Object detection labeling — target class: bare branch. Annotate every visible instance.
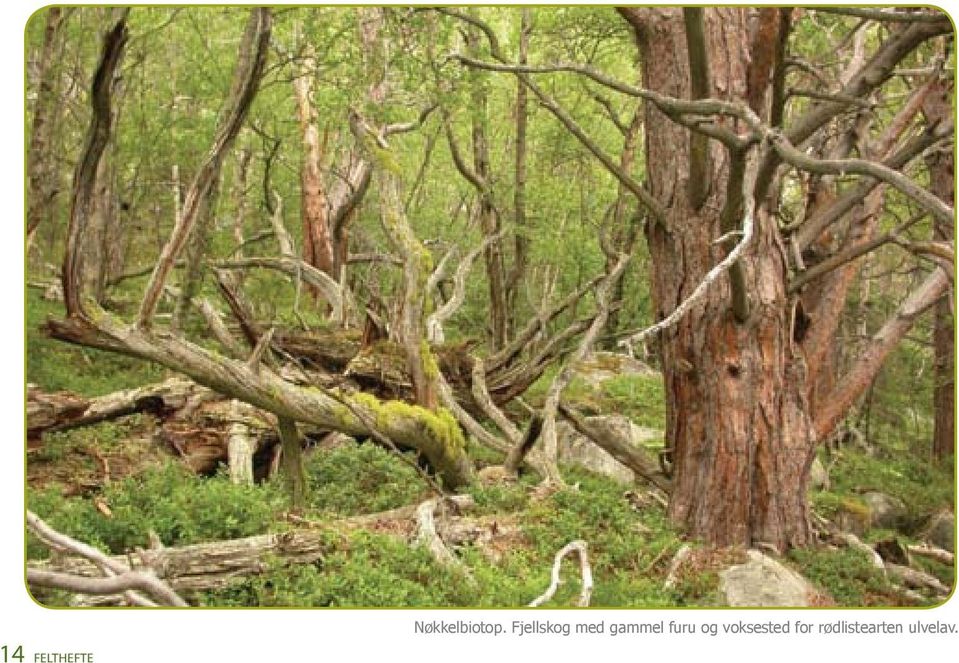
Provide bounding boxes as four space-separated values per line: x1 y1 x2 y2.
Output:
427 228 508 343
811 7 950 24
471 357 522 443
790 214 926 292
793 122 952 250
27 511 186 607
62 16 128 317
528 540 593 608
217 256 353 320
527 252 632 484
384 103 438 137
815 267 951 440
487 275 603 372
620 146 760 353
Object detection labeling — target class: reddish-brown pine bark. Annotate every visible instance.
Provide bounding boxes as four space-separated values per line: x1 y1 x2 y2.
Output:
625 7 817 549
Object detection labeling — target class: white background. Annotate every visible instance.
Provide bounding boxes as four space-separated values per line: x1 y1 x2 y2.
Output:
3 2 956 661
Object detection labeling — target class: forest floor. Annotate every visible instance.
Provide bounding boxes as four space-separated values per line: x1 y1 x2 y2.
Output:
24 289 955 608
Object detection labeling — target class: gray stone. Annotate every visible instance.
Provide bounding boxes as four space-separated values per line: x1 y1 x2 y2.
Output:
719 550 821 607
572 351 659 388
921 509 955 553
557 414 662 484
862 491 909 531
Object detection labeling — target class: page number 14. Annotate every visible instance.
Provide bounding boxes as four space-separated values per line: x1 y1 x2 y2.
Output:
1 645 23 662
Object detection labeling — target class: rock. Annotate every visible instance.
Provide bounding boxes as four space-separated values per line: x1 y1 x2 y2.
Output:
572 351 659 389
835 497 871 536
557 414 662 484
920 509 955 553
477 465 517 485
719 550 822 607
809 457 828 490
861 491 909 531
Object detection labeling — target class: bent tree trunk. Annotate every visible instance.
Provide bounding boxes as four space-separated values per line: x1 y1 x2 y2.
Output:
631 8 816 548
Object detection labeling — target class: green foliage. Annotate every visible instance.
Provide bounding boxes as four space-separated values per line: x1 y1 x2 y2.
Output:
823 448 952 528
469 480 531 515
26 290 164 396
28 462 286 557
304 444 429 516
198 530 469 607
518 467 684 607
600 374 667 431
789 547 895 607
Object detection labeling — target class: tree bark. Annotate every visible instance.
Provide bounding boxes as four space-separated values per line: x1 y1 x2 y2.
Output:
293 44 335 293
26 7 64 247
921 78 955 462
505 7 531 339
466 26 509 351
27 378 201 440
624 7 817 549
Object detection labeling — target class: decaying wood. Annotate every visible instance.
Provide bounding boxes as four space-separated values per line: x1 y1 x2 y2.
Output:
27 511 187 607
906 542 954 566
31 496 478 602
662 544 692 590
528 540 593 607
557 403 671 493
885 563 951 596
839 532 885 571
470 357 521 443
27 378 201 439
277 417 308 510
31 527 339 596
416 498 466 571
226 400 256 485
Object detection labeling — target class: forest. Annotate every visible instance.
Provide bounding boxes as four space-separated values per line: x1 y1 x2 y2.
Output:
24 6 955 608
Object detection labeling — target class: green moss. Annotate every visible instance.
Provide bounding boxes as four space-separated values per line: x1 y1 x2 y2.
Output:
348 391 466 459
420 339 440 381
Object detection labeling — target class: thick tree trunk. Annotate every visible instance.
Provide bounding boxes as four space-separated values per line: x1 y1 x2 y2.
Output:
629 7 816 549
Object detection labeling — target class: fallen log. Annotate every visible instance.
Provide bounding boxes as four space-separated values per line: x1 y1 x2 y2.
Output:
27 378 201 440
558 402 671 493
885 563 951 596
906 542 954 566
30 496 477 602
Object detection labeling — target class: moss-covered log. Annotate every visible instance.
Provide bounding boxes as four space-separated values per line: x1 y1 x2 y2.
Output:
47 313 474 488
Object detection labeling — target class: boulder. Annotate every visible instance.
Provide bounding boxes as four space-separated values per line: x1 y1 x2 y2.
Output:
572 351 659 389
861 491 909 532
719 550 822 607
835 497 871 537
920 509 955 553
557 414 662 484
